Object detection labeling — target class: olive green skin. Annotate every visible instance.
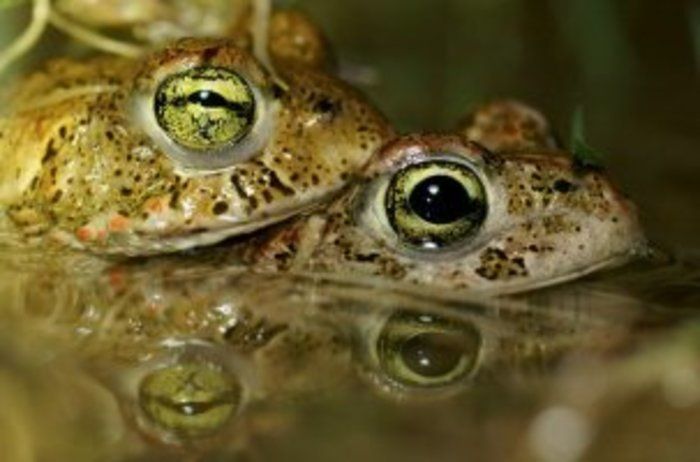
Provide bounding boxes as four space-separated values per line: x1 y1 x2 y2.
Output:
0 38 392 255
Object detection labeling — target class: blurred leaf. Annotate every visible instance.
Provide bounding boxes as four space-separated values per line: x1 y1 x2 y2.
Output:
275 0 302 7
570 107 606 170
0 0 27 10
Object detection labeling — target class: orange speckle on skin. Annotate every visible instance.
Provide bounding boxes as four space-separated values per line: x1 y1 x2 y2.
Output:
108 268 126 292
146 302 163 316
76 226 94 242
145 197 168 214
108 214 131 232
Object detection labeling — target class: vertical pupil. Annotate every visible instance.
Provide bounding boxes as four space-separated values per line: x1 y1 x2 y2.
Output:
408 175 474 224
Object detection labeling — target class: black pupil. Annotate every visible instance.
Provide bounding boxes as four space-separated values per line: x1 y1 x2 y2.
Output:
400 332 465 378
408 175 474 224
188 90 231 109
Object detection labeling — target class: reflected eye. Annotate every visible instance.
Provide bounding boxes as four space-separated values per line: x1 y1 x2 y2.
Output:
155 67 256 151
385 160 487 249
376 310 481 388
138 361 242 439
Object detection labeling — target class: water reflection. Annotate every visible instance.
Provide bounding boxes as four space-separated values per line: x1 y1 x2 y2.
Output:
368 310 481 392
0 252 698 459
0 253 684 459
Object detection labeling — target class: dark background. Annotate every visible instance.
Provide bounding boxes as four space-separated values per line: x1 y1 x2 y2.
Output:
295 0 699 251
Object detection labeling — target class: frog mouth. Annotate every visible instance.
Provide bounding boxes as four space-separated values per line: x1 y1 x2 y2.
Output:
88 201 323 257
477 251 646 296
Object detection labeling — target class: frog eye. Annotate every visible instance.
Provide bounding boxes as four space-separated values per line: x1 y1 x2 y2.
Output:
384 159 487 250
155 67 255 151
136 65 275 171
373 310 481 389
138 361 243 439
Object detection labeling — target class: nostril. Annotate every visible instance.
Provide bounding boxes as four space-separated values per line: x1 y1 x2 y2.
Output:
553 179 577 193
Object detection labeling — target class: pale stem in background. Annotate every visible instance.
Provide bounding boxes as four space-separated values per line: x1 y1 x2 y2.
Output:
0 0 50 75
48 8 144 58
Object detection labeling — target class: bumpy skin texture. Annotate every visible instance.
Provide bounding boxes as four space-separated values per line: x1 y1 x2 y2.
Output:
0 38 392 255
230 9 336 71
459 100 560 154
246 131 645 294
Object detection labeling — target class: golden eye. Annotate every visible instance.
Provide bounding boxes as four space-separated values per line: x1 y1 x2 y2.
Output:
375 310 481 388
154 67 256 152
138 361 242 439
385 160 487 249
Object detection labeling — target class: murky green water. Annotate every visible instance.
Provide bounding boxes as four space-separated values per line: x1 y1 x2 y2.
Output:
0 253 698 461
0 0 698 461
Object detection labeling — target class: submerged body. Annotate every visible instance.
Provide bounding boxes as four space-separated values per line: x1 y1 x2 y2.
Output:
0 38 392 255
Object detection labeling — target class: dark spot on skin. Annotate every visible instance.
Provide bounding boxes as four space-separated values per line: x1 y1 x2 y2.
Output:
476 247 528 280
314 97 341 119
553 179 576 193
201 46 219 61
470 142 503 169
120 187 133 197
491 248 508 260
41 141 58 164
262 190 274 204
230 174 247 198
105 130 114 141
268 170 296 197
272 84 286 99
212 201 229 215
355 253 381 263
51 190 63 203
169 190 181 209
